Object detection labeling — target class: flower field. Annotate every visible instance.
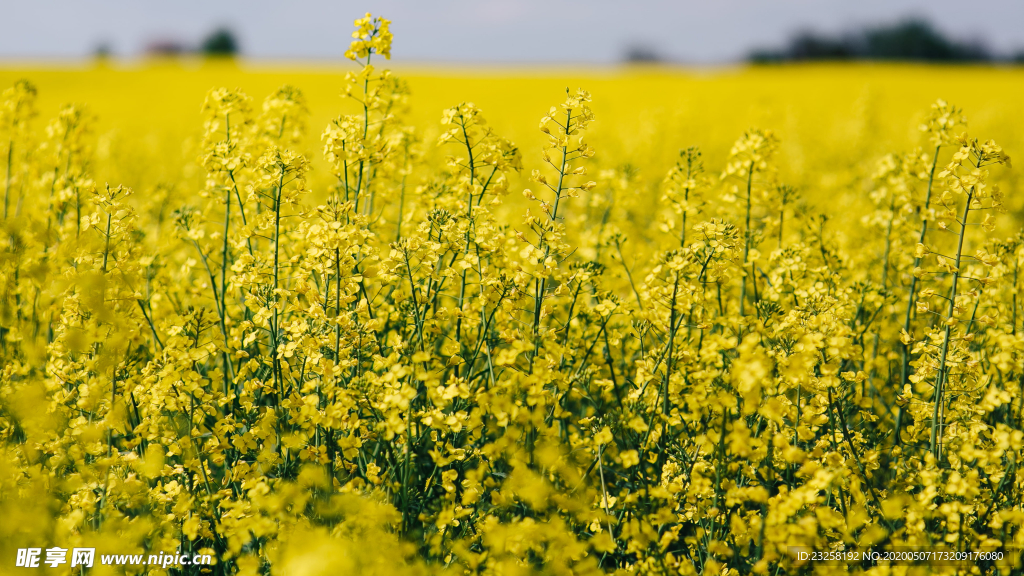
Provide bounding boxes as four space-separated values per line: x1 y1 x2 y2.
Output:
3 14 1024 575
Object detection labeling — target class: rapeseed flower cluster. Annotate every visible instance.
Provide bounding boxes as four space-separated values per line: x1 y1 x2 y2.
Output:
1 14 1022 576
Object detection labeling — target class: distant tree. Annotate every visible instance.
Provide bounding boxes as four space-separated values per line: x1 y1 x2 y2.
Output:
94 42 112 59
748 49 784 64
862 19 989 61
623 44 663 63
748 18 992 63
786 31 855 60
201 28 239 56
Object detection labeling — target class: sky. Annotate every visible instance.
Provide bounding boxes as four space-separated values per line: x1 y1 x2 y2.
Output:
1 0 1022 64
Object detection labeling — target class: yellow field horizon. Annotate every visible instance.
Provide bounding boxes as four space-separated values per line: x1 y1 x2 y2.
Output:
2 60 1021 213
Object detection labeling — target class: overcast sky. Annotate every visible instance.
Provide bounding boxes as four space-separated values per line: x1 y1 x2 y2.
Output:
2 0 1022 64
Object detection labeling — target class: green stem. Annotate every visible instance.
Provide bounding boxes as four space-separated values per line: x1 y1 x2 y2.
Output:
739 162 754 322
272 165 285 404
4 140 12 219
532 108 573 340
897 145 940 444
929 184 975 459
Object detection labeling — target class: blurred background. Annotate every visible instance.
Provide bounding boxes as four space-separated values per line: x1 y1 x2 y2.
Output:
2 0 1022 210
2 0 1023 65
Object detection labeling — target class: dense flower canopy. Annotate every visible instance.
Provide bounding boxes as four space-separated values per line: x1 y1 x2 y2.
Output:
1 13 1023 576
